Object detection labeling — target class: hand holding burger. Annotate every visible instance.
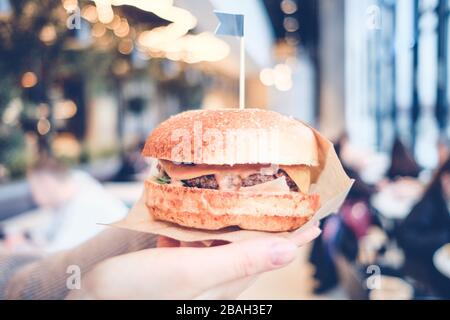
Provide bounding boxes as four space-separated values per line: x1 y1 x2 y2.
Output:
66 227 321 300
67 108 326 300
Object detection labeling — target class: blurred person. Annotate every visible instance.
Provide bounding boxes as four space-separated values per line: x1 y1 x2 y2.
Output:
397 157 450 298
309 136 377 293
27 157 127 252
309 176 375 293
397 157 450 258
334 135 377 199
0 225 321 299
386 137 421 181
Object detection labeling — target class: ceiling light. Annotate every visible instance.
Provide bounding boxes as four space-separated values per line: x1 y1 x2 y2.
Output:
283 17 299 32
281 0 298 15
259 68 275 86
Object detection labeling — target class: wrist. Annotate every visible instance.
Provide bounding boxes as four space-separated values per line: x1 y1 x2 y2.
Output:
65 268 102 300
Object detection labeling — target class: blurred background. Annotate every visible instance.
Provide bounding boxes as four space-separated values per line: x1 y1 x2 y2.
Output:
0 0 449 299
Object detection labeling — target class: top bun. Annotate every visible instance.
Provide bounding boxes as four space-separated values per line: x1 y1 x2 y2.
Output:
142 108 318 166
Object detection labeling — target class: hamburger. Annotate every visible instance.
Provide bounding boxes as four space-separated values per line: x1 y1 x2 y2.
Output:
142 108 320 232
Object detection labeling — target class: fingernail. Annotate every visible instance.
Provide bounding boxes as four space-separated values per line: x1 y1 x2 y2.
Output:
270 241 297 266
314 220 320 227
311 226 322 237
307 227 322 241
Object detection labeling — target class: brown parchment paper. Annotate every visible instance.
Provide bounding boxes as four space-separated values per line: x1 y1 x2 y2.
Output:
107 127 354 243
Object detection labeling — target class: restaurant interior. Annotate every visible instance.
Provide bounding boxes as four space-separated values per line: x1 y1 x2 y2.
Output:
0 0 449 300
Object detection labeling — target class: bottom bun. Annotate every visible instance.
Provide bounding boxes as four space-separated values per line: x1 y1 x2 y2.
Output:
149 207 312 232
145 180 319 232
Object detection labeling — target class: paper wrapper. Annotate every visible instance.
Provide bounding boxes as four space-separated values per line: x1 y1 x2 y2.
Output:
107 127 354 242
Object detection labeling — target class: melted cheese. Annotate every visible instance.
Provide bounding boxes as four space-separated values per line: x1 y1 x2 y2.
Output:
159 160 312 194
240 177 290 193
160 160 269 180
280 165 311 194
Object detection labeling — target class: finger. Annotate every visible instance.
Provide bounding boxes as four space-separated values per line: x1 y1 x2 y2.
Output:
157 236 180 248
184 237 299 290
289 226 322 246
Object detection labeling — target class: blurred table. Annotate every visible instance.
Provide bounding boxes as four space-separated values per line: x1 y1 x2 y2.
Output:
371 179 424 220
368 275 414 300
371 179 424 234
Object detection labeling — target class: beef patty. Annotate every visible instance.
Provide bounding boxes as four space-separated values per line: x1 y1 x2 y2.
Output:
182 174 219 190
182 170 299 192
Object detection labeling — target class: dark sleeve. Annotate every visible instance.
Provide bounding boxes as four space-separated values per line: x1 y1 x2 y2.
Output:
397 199 450 257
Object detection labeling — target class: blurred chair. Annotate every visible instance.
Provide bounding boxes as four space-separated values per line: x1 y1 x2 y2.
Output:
0 181 36 221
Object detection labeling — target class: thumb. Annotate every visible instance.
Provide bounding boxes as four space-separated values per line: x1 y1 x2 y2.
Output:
189 237 299 289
